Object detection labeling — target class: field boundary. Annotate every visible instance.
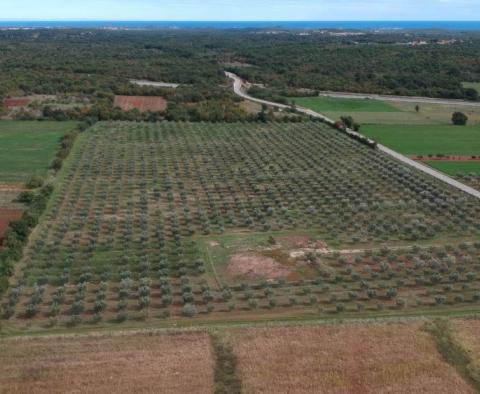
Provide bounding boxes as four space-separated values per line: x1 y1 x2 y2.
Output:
211 332 242 394
427 320 480 392
2 305 480 340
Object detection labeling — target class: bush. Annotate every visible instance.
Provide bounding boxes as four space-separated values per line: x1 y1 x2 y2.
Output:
25 303 38 318
25 176 44 189
17 191 35 204
182 303 198 317
452 112 468 126
116 311 128 322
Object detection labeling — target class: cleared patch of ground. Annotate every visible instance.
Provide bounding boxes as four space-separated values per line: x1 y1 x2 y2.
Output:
0 208 23 246
0 185 25 247
3 98 30 109
228 253 291 280
0 331 215 394
130 80 179 89
230 323 475 394
114 95 167 112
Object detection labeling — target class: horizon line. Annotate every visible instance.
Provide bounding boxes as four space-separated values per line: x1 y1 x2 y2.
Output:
1 19 480 22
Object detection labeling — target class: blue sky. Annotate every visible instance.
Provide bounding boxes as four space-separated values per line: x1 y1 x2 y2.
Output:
1 0 479 21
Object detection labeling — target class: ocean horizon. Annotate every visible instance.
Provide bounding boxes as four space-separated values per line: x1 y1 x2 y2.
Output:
1 20 480 30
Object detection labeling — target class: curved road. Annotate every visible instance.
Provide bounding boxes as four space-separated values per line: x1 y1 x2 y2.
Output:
226 72 334 123
226 72 480 200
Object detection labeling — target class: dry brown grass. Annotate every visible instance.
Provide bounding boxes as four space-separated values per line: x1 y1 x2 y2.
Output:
230 323 474 394
0 331 215 394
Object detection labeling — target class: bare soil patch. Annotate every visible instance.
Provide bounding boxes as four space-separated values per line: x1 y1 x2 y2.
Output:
231 323 474 394
114 95 167 113
228 253 291 280
0 208 23 246
280 235 330 251
0 331 215 394
4 98 30 109
280 235 311 248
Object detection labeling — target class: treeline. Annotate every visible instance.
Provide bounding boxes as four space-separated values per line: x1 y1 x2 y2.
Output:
1 28 480 118
0 122 87 297
224 32 480 100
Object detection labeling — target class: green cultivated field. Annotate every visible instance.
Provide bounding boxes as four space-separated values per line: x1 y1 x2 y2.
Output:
294 96 400 113
0 121 77 183
427 161 480 176
362 124 480 156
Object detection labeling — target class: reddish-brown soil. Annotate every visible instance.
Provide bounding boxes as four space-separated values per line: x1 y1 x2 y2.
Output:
280 235 311 248
114 95 167 113
279 235 329 251
229 253 292 280
414 155 480 162
0 209 23 246
3 98 30 109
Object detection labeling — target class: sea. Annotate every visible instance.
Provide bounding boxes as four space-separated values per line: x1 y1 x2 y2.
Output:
0 21 480 31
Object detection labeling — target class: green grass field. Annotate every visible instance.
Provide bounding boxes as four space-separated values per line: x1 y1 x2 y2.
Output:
294 96 400 113
462 82 480 93
362 124 480 155
426 161 480 176
0 121 77 183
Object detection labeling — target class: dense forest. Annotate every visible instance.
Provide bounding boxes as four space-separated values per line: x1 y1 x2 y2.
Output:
0 28 479 121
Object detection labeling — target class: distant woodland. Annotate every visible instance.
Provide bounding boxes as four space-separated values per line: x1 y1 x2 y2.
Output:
0 29 479 121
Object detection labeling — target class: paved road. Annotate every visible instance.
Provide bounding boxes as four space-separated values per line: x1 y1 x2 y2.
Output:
225 72 480 200
226 72 334 123
317 91 480 107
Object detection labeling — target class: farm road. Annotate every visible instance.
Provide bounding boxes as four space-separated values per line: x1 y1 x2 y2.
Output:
226 72 480 200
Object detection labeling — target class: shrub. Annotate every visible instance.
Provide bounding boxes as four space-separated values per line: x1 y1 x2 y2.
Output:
452 112 468 126
71 301 84 315
94 300 107 313
25 176 44 189
248 299 258 310
116 311 128 322
25 303 38 318
182 303 198 317
67 314 82 327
